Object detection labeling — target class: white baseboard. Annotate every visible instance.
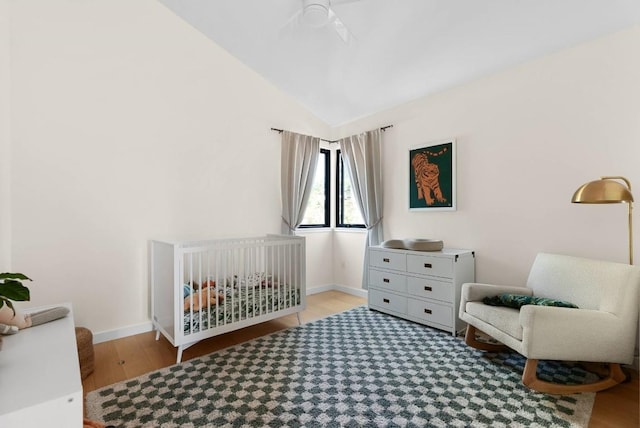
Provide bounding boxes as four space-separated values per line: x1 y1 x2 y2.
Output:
307 284 368 299
306 284 335 295
92 285 367 344
93 321 154 344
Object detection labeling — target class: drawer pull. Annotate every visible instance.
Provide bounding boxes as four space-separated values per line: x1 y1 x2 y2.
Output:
383 278 390 283
383 298 390 304
383 258 390 263
424 286 432 292
424 308 432 314
424 263 432 269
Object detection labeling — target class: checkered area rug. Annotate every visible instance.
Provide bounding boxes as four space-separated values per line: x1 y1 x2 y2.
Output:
86 306 595 427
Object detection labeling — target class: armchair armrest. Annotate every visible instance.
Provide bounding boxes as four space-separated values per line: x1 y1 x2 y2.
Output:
459 283 532 318
519 306 634 363
461 283 532 303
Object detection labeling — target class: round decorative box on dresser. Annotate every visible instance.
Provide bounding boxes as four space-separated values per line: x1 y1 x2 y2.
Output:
368 246 475 336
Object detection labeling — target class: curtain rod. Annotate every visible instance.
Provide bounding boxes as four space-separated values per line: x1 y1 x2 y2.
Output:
270 125 393 144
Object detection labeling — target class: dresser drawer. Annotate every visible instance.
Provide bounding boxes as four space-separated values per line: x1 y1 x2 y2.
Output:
407 299 452 327
406 254 453 278
370 250 406 271
369 289 407 315
407 276 452 303
369 269 407 293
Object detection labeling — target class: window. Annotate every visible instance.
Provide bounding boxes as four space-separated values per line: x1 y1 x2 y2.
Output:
299 149 330 228
336 150 365 228
297 148 365 229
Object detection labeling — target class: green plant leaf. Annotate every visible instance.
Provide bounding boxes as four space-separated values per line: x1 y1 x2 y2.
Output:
0 281 30 301
0 273 32 281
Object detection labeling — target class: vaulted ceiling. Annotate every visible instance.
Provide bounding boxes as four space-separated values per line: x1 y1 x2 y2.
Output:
158 0 640 126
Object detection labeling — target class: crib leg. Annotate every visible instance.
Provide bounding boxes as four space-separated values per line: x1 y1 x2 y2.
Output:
176 346 184 364
155 329 160 341
296 312 303 325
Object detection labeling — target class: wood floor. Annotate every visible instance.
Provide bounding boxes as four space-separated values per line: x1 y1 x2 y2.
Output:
83 291 639 427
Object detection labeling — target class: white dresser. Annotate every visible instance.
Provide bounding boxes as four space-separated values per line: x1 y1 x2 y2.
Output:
0 303 83 427
368 247 475 336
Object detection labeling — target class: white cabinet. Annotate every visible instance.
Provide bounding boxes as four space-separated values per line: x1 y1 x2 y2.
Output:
0 303 83 427
368 247 475 336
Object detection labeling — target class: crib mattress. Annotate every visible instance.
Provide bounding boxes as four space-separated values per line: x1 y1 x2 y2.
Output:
184 287 301 334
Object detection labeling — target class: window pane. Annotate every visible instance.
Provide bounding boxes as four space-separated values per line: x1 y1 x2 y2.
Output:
337 152 365 227
300 150 329 227
342 171 364 225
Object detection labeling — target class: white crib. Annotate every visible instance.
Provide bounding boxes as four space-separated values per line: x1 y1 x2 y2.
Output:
150 234 306 363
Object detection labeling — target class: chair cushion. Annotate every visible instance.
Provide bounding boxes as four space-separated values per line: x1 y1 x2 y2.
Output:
483 294 579 309
465 302 523 340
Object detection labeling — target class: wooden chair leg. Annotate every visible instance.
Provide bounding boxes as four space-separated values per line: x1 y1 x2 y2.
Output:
522 358 626 394
464 324 509 352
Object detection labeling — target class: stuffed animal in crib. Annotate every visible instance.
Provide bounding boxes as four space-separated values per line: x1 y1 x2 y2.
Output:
0 304 70 335
186 279 218 296
200 279 216 289
184 288 224 311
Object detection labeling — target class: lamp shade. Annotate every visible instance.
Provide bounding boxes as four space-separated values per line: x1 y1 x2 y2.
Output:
571 179 634 204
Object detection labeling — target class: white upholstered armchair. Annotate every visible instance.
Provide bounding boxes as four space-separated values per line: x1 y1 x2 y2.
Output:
459 253 640 394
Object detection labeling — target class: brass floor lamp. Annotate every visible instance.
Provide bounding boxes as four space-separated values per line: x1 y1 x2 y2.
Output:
571 176 634 265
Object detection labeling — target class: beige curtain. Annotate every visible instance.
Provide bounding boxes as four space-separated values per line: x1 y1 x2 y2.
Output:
281 131 321 235
339 129 383 289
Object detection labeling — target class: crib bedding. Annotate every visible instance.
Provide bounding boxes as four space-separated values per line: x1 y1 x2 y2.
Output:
184 285 301 334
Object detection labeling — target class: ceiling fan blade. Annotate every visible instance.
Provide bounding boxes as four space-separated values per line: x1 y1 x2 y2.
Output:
278 9 304 39
331 0 363 5
328 8 355 44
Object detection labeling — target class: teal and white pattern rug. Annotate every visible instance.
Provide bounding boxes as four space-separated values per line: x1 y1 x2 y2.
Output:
86 306 595 427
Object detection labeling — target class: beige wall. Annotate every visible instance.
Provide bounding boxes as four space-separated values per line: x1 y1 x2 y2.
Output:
296 230 335 290
6 2 639 336
334 26 640 289
333 230 367 289
0 0 10 269
8 0 329 334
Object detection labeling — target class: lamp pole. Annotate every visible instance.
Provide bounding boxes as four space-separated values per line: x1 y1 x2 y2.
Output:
601 176 633 265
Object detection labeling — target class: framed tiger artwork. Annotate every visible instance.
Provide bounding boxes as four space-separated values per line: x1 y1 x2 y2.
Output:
409 139 457 211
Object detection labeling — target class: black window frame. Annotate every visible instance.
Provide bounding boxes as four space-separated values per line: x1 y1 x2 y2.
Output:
336 150 366 229
298 148 330 228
